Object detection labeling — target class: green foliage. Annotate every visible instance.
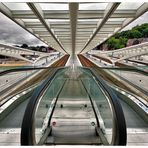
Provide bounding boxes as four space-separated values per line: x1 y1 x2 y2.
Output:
119 37 128 46
106 23 148 50
143 28 148 37
107 37 126 50
114 23 148 39
127 30 143 38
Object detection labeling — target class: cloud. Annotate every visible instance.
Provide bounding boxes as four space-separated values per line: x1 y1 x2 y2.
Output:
121 12 148 31
0 13 46 46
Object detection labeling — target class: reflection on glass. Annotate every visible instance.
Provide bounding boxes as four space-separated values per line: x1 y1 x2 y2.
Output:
34 69 67 143
4 3 31 10
79 68 113 144
79 3 108 10
40 3 68 10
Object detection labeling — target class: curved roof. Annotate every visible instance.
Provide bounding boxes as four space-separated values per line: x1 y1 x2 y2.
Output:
0 2 147 55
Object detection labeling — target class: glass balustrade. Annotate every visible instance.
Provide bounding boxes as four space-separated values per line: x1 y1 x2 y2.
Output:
33 69 68 144
79 68 113 144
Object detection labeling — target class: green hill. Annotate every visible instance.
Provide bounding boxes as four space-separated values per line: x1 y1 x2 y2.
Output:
97 23 148 50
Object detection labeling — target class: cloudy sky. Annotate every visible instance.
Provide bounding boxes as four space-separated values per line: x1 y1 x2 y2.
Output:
121 11 148 31
0 8 148 46
0 12 46 46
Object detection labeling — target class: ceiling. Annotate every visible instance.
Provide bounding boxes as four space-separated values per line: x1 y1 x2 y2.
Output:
0 2 147 55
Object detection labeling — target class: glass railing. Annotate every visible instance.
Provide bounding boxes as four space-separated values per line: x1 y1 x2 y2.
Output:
107 68 148 93
34 76 67 144
0 70 35 92
21 67 68 145
80 76 113 144
79 67 127 145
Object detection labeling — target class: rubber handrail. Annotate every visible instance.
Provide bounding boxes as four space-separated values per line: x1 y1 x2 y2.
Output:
0 66 64 76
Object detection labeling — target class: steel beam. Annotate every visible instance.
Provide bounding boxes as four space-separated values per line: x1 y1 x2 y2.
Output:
27 3 67 54
80 3 120 53
69 3 79 56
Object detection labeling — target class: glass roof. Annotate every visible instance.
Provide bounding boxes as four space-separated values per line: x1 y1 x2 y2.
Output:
22 19 40 22
79 3 108 10
0 2 147 54
4 3 30 10
78 19 100 22
47 19 70 22
117 2 144 10
107 18 126 22
39 3 68 10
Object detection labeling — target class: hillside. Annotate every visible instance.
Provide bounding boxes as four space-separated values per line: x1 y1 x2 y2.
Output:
97 23 148 50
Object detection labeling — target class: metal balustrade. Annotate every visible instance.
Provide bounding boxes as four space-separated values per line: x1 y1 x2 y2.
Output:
88 42 148 64
0 43 61 63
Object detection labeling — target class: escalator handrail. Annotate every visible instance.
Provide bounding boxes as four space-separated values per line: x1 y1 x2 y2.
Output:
80 67 127 145
0 66 65 76
99 67 148 76
21 67 67 145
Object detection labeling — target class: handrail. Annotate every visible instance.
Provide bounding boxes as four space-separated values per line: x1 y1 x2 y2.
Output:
21 67 67 145
90 42 148 55
100 67 148 76
79 67 127 145
0 66 61 76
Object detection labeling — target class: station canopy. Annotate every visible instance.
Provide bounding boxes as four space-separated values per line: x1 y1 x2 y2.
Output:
0 2 147 54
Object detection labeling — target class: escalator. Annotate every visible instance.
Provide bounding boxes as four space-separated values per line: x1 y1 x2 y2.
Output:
21 67 127 145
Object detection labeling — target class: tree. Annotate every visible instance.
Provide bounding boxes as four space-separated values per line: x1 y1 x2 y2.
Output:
128 30 143 38
99 23 148 51
21 44 28 48
119 37 128 46
143 28 148 37
107 37 122 50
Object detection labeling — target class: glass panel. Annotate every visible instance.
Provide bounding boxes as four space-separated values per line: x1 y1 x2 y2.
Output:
107 18 126 22
108 69 148 92
39 3 68 10
79 3 108 10
79 68 114 144
34 69 67 143
4 3 31 10
22 19 40 22
117 2 144 10
47 19 69 22
78 19 100 22
0 70 37 92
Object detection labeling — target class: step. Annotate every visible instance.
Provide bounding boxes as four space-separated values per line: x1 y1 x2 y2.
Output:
46 135 101 145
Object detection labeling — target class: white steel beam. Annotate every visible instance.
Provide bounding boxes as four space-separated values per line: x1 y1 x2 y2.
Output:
27 3 67 54
80 3 120 53
83 3 148 54
69 3 79 56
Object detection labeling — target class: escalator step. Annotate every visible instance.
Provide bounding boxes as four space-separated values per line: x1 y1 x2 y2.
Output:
45 135 101 145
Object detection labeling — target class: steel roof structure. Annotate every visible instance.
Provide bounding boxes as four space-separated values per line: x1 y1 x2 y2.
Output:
0 2 148 55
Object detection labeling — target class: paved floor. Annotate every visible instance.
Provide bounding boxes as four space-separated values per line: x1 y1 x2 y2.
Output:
119 99 148 145
113 71 148 92
0 99 29 145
